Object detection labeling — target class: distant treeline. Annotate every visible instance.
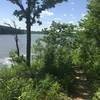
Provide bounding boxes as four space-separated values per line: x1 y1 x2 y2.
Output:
0 25 42 34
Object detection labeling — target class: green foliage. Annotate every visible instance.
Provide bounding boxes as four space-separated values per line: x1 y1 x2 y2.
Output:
0 78 31 100
0 65 71 100
1 0 99 99
92 89 100 100
18 75 63 100
0 65 30 100
8 0 68 66
35 22 79 89
8 0 67 24
71 48 81 65
80 0 100 44
79 0 100 97
9 50 25 64
0 21 77 99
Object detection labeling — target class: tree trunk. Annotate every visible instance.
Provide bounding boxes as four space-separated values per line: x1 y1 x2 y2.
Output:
26 18 31 66
15 34 20 57
26 0 31 67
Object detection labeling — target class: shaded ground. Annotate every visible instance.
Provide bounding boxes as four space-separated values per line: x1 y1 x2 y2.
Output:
69 66 91 100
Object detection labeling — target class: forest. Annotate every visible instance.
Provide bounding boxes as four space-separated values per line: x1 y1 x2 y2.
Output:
0 25 41 34
0 0 100 100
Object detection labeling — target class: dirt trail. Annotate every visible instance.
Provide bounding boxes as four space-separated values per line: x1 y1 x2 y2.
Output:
70 66 91 100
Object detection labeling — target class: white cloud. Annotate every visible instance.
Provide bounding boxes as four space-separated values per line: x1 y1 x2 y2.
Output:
70 14 74 17
70 1 75 5
41 10 54 17
71 8 75 11
64 14 67 17
69 14 75 19
32 22 51 31
68 20 78 25
47 21 51 24
54 18 62 21
0 18 11 26
68 21 74 24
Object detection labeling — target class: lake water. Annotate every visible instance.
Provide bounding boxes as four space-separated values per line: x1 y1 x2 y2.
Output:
0 34 44 65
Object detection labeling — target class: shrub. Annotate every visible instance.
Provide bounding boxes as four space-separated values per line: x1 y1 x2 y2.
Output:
92 88 100 100
0 65 71 100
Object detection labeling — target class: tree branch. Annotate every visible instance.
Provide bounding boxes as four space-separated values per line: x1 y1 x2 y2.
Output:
16 2 26 15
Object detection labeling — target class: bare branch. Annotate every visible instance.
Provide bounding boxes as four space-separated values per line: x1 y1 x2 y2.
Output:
4 23 12 28
17 2 26 15
8 0 26 15
12 21 16 29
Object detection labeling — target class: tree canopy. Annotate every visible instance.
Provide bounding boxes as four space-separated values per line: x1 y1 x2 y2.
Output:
8 0 67 24
7 0 68 66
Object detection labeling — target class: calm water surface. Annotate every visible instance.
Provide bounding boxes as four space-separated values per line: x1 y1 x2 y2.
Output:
0 34 44 65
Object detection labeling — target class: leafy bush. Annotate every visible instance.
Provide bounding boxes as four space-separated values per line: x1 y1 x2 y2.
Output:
0 65 71 100
9 50 25 64
18 75 71 100
92 89 100 100
0 78 32 100
38 22 77 88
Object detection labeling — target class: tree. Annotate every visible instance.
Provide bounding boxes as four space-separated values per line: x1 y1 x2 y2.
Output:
80 0 100 45
79 0 100 66
79 0 100 95
7 0 67 66
40 22 77 87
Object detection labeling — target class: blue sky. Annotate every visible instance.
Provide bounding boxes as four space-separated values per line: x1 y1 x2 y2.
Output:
0 0 87 31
